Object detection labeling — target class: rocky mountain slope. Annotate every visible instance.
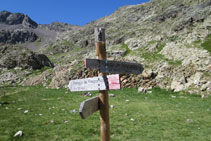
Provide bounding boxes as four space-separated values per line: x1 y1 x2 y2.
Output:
0 10 79 51
0 0 211 95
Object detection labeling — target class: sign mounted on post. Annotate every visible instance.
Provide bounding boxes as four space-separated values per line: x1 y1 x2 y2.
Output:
79 96 99 119
85 58 144 74
107 74 121 90
69 27 145 141
68 74 120 92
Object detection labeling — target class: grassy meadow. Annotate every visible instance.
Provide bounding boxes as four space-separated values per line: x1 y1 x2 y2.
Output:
0 86 211 141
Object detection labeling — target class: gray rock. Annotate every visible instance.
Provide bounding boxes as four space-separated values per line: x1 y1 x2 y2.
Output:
152 4 185 23
147 91 152 94
160 42 211 72
0 72 18 85
109 94 115 97
0 29 38 44
186 72 203 87
147 42 158 52
0 45 54 70
171 76 186 92
110 105 114 108
107 45 127 57
186 119 193 123
107 49 126 57
138 87 146 93
26 53 54 70
124 38 147 51
112 37 125 45
201 81 211 91
40 22 72 32
0 10 37 28
79 40 89 47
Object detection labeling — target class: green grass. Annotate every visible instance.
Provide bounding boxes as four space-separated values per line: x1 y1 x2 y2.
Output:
34 39 42 47
127 42 165 62
201 34 211 54
128 42 182 66
32 67 51 76
47 45 89 65
61 40 75 47
0 86 211 141
120 44 131 56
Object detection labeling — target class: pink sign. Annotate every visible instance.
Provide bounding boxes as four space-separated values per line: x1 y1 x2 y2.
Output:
107 74 121 90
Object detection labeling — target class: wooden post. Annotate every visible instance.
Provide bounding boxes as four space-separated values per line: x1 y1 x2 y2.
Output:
95 28 110 141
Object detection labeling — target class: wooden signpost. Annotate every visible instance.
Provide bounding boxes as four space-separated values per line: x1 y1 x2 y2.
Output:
68 28 144 141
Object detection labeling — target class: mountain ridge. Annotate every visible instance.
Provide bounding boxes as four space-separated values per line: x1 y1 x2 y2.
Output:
0 0 210 95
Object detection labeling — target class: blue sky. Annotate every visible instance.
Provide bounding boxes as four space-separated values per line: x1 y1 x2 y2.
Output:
0 0 149 26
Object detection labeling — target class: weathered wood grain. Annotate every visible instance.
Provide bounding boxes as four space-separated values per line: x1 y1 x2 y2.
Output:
85 58 144 74
95 27 110 141
79 96 99 119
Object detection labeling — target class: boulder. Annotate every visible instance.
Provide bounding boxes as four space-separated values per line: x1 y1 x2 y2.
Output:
171 75 186 92
138 87 146 93
185 72 203 87
201 81 211 91
26 53 54 70
79 40 89 47
142 69 157 80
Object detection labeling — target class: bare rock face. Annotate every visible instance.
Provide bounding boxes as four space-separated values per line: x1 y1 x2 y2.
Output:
0 29 38 44
0 11 39 44
40 22 74 32
152 4 186 23
0 45 54 70
160 42 211 72
0 10 38 28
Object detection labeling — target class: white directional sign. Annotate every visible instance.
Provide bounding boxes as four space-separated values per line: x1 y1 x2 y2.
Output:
85 58 144 74
68 74 120 92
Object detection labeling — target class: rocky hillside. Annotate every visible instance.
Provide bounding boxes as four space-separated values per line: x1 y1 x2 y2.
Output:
0 0 211 95
0 10 79 51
